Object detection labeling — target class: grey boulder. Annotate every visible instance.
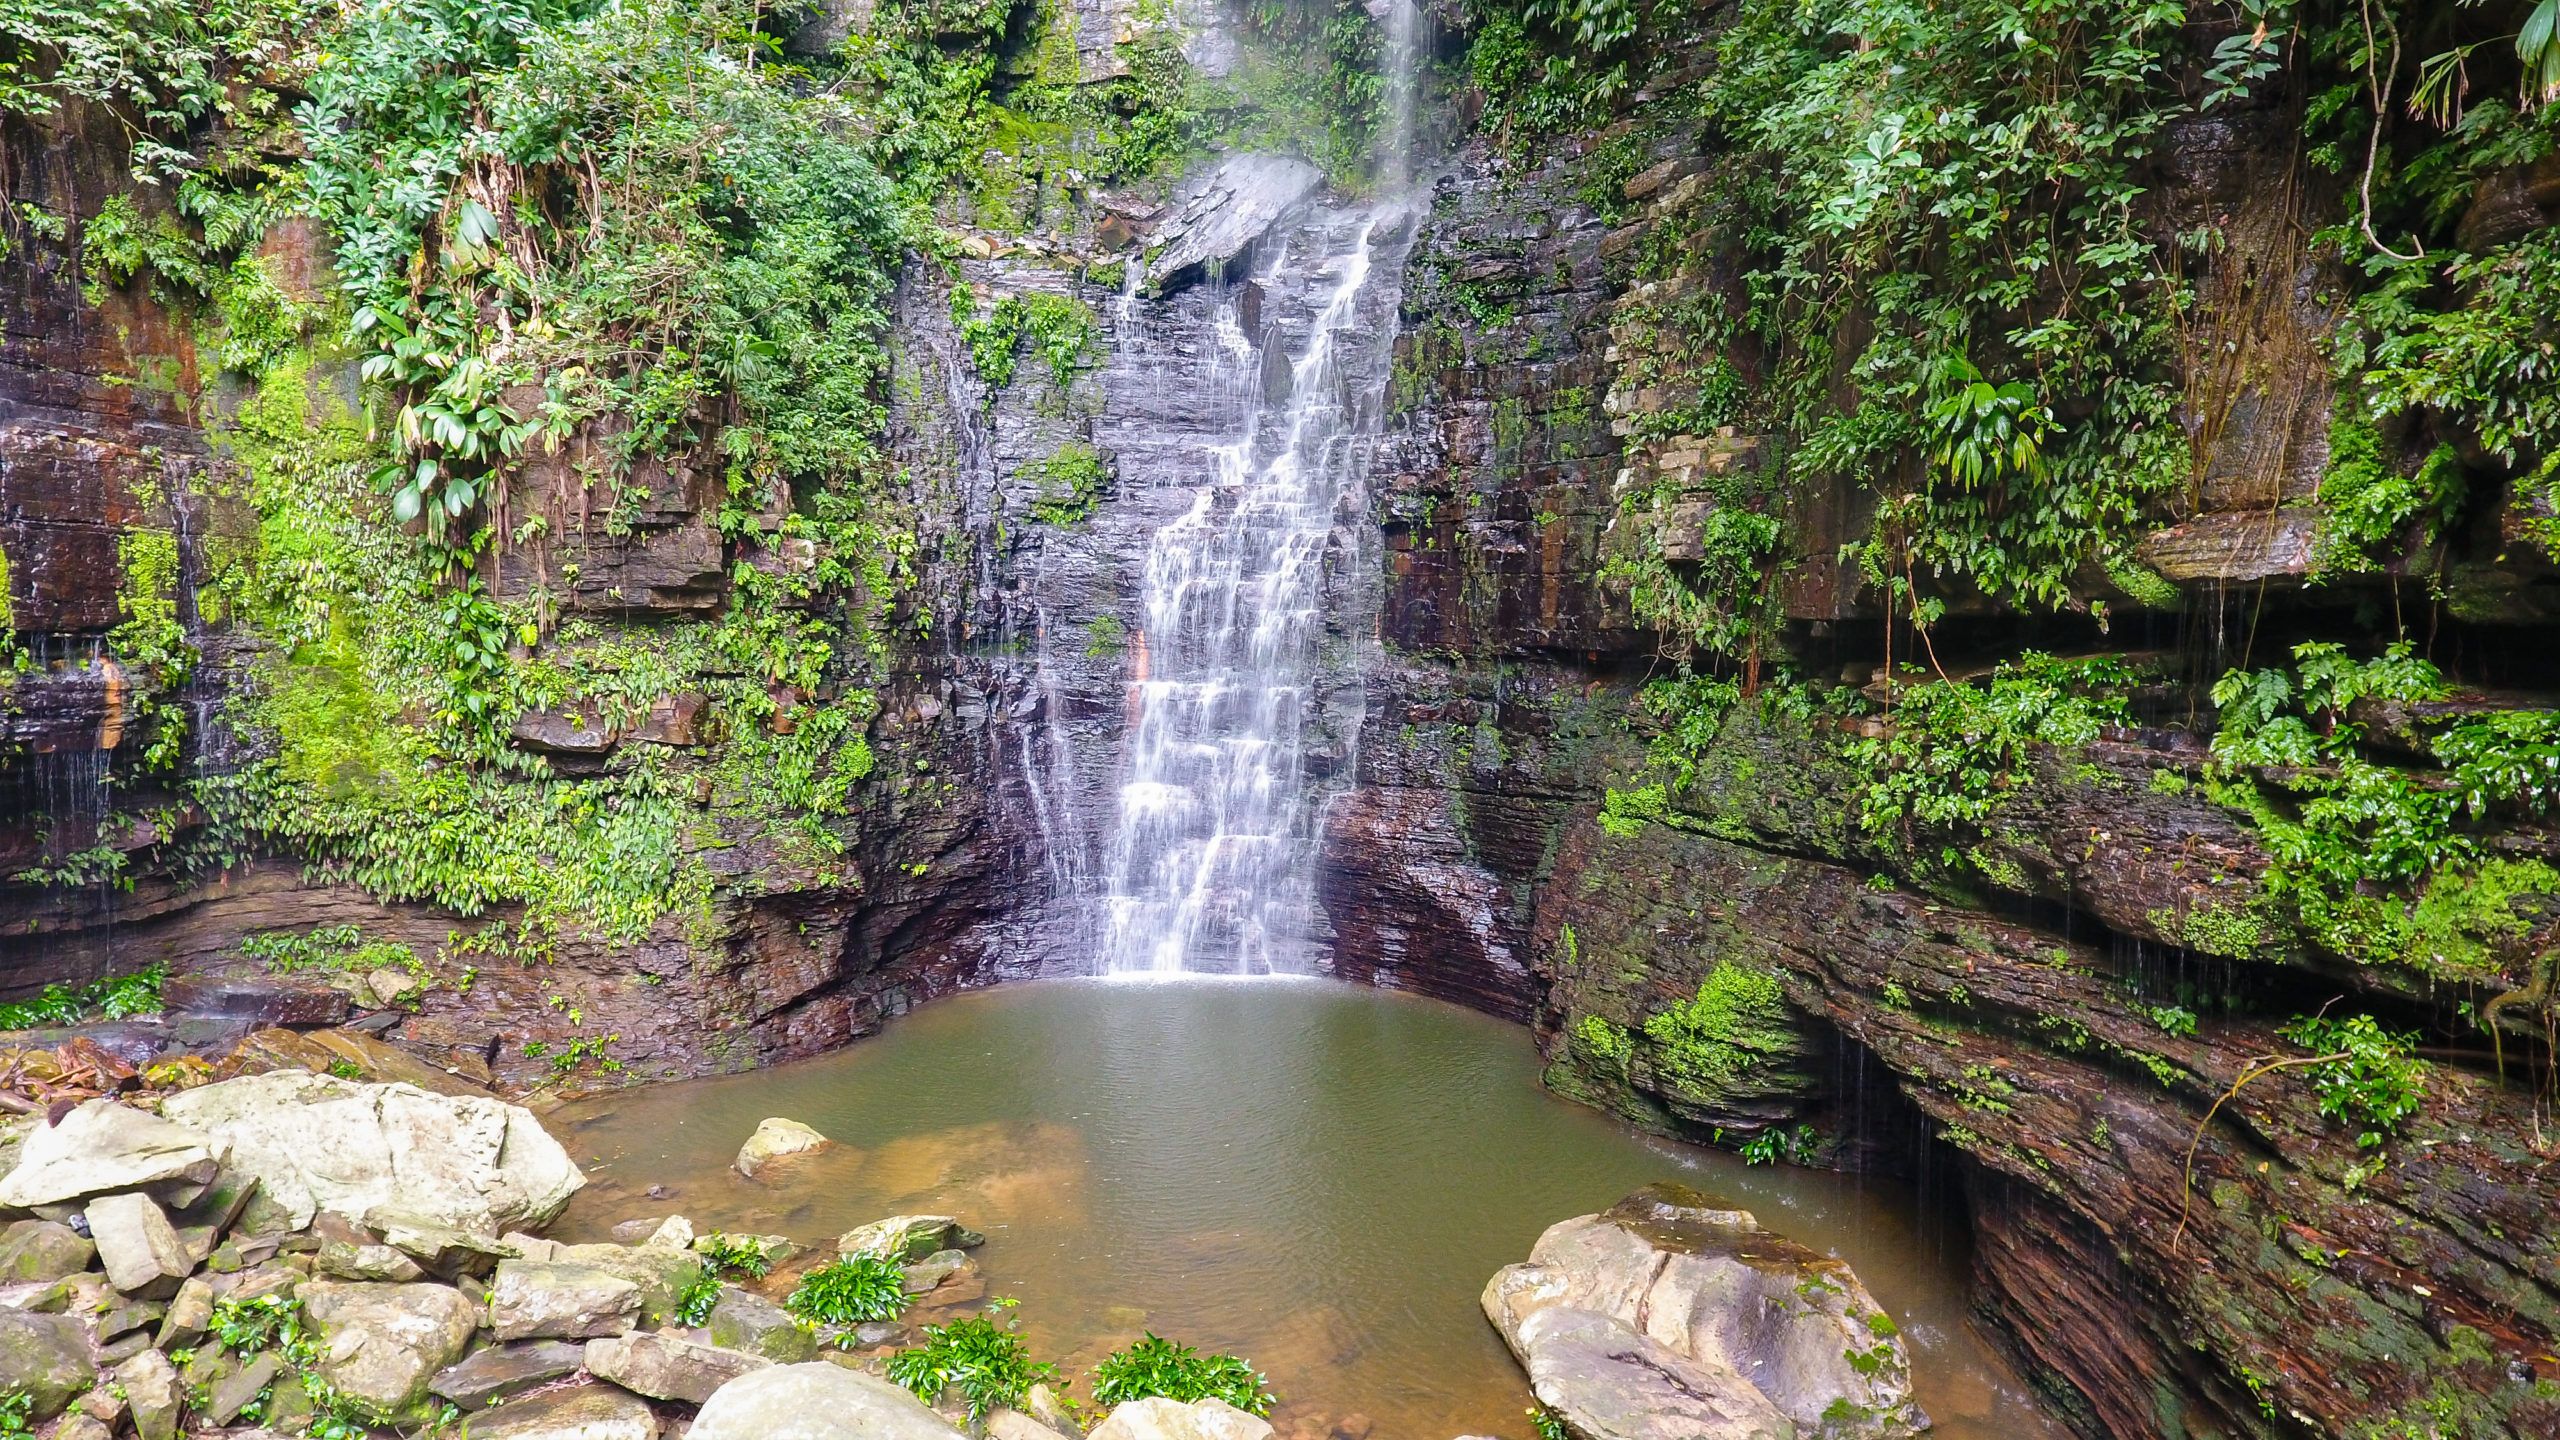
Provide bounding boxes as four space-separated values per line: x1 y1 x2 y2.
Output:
734 1118 830 1179
1143 154 1325 291
159 1070 582 1234
0 1310 95 1418
705 1287 818 1362
690 1362 968 1440
0 1101 219 1210
1088 1397 1275 1440
465 1383 660 1440
1483 1184 1926 1440
585 1329 772 1403
430 1339 590 1411
835 1215 985 1261
0 1219 94 1281
488 1258 642 1340
85 1192 191 1298
298 1279 482 1414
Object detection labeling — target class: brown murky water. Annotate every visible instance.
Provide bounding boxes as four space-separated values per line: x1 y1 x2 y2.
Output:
552 978 2064 1440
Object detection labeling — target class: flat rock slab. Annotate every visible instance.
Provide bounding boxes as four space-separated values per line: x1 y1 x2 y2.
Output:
1088 1397 1276 1440
160 1070 581 1234
586 1330 771 1403
161 974 348 1028
2135 507 2318 583
460 1383 658 1440
690 1362 967 1440
1144 154 1324 290
0 1100 219 1210
431 1339 590 1411
489 1259 643 1341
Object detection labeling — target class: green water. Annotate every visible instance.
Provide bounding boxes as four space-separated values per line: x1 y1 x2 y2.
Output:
553 978 2061 1439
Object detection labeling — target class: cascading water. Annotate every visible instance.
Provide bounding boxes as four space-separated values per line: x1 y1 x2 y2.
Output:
1091 3 1424 975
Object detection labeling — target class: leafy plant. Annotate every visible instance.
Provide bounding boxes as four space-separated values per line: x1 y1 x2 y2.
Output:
884 1301 1054 1421
674 1270 724 1327
2277 1013 2427 1148
0 963 167 1031
1091 1333 1276 1417
0 1388 33 1440
696 1234 779 1279
1734 1123 1819 1166
210 1293 312 1361
785 1254 910 1328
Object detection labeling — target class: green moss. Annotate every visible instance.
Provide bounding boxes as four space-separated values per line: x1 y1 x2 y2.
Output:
1573 1013 1634 1070
1025 442 1108 526
1641 964 1791 1092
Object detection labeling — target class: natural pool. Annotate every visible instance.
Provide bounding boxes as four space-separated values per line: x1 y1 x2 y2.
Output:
552 978 2063 1439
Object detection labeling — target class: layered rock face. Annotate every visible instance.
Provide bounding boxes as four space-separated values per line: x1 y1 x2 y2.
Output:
1319 26 2560 1440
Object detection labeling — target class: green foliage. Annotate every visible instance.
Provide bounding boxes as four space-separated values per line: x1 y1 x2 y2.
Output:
2277 1013 2426 1148
785 1254 910 1328
1641 964 1788 1092
1091 1333 1276 1417
1702 0 2191 614
2309 405 2460 579
696 1234 779 1278
1528 1406 1569 1440
0 963 166 1030
673 1270 723 1327
0 1389 29 1440
111 525 192 772
208 1293 310 1359
1734 1123 1817 1166
2209 642 2560 973
1850 654 2135 865
885 1302 1054 1421
301 0 907 549
239 924 418 978
1466 0 1690 138
952 289 1099 394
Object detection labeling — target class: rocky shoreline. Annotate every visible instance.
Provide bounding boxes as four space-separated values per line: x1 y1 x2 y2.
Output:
0 1060 1923 1440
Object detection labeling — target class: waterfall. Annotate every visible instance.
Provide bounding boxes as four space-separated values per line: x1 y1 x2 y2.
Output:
1092 2 1424 975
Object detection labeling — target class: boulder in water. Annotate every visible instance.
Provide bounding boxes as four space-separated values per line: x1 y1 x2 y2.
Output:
690 1362 968 1440
1088 1396 1276 1440
836 1214 984 1260
734 1118 831 1178
1483 1183 1926 1440
158 1071 581 1235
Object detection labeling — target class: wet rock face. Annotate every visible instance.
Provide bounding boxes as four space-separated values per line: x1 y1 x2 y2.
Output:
1312 50 2560 1440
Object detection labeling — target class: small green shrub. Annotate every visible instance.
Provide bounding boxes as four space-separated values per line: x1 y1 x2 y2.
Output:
2278 1013 2427 1149
0 963 167 1031
674 1269 723 1327
784 1254 909 1327
885 1302 1054 1420
697 1234 779 1278
1091 1333 1276 1417
0 1388 34 1440
210 1293 311 1360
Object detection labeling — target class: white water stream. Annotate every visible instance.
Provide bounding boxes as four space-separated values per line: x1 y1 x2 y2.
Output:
1094 4 1422 974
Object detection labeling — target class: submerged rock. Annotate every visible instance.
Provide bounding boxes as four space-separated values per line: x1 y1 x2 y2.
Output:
0 1101 219 1211
158 1071 582 1235
690 1362 967 1440
836 1214 985 1260
1087 1396 1275 1440
1483 1184 1924 1440
734 1118 831 1179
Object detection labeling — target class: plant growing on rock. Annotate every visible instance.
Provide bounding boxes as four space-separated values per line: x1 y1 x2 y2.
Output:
2277 1013 2427 1149
1091 1333 1276 1417
784 1253 909 1328
885 1300 1054 1421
